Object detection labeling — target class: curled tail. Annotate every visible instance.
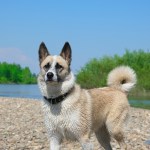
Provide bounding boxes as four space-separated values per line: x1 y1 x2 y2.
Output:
107 66 136 93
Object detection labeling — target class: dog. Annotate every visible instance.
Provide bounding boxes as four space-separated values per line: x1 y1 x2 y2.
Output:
38 42 136 150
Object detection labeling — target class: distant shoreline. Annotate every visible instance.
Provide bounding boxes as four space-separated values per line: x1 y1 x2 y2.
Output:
0 96 41 101
0 83 37 85
0 95 150 110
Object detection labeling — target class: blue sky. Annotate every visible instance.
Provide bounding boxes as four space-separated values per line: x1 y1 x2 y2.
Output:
0 0 150 74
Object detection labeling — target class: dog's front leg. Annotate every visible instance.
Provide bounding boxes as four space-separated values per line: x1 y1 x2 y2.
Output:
81 142 93 150
50 138 60 150
49 133 62 150
79 134 94 150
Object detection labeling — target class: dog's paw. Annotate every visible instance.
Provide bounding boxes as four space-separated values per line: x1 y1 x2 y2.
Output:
82 143 94 150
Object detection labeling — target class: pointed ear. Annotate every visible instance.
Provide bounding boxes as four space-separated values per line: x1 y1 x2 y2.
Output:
60 42 72 65
39 42 50 64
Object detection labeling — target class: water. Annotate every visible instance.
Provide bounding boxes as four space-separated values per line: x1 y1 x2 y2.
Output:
0 84 42 100
130 99 150 105
0 84 150 106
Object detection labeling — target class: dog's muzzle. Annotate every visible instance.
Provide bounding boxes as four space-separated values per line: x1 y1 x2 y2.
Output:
45 71 58 82
47 72 54 80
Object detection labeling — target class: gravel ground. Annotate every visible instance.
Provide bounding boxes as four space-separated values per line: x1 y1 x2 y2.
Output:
0 97 150 150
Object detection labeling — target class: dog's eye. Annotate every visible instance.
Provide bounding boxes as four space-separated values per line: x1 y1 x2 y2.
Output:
56 63 63 70
44 63 50 69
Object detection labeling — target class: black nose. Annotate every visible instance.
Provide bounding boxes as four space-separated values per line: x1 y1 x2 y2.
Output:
47 72 54 80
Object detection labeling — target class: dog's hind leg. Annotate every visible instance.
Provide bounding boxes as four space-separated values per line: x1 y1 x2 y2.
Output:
106 108 128 150
95 124 112 150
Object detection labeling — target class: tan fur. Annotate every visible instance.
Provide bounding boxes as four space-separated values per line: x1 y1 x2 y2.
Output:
40 82 130 150
41 56 68 69
64 85 129 149
38 42 136 150
107 66 136 92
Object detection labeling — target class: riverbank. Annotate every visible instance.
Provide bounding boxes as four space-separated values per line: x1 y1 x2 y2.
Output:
0 97 150 150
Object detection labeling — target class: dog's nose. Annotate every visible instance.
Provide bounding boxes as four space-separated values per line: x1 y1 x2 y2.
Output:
47 72 54 80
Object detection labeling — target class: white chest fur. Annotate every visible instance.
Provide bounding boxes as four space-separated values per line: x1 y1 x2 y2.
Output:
42 100 81 140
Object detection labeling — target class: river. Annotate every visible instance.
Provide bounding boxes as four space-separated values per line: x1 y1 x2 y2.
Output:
0 84 150 107
0 84 42 99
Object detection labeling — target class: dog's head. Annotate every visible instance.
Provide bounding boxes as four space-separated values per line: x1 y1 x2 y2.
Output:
38 42 72 84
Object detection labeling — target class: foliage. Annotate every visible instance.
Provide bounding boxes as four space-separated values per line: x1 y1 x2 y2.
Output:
0 62 37 84
76 50 150 93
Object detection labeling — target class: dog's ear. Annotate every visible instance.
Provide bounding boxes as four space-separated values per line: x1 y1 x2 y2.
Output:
60 42 72 66
39 42 50 64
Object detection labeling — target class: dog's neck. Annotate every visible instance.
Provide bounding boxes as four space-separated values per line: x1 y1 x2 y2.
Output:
39 72 75 99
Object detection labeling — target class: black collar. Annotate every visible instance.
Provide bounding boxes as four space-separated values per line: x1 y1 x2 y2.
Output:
43 92 69 105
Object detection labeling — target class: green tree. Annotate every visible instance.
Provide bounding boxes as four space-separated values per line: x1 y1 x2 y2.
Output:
0 62 37 84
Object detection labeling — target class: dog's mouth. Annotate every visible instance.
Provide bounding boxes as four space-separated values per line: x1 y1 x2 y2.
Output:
45 79 57 83
45 78 62 84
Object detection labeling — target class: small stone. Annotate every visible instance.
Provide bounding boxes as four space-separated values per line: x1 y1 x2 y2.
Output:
1 98 150 150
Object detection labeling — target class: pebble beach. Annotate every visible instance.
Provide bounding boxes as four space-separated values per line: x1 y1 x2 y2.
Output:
0 97 150 150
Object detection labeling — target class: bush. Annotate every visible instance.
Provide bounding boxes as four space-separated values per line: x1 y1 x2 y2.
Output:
76 50 150 92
